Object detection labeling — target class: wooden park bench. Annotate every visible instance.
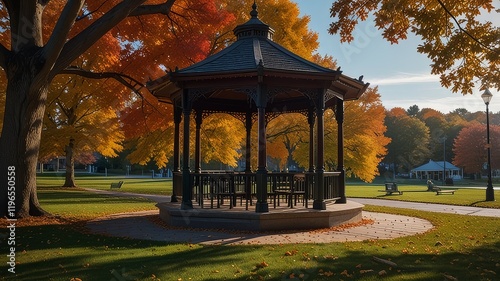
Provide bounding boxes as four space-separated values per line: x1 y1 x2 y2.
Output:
110 181 124 189
432 186 456 195
379 182 403 195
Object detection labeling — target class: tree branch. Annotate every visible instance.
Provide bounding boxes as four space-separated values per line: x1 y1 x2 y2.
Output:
128 0 175 17
41 0 85 77
50 0 147 78
51 0 176 79
60 66 145 96
436 0 494 52
75 0 107 21
2 0 19 42
0 43 10 70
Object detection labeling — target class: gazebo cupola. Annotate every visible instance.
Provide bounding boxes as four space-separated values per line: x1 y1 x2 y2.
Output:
147 3 369 213
233 3 274 41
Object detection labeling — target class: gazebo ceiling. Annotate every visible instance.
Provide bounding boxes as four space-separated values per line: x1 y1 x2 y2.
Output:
147 3 369 112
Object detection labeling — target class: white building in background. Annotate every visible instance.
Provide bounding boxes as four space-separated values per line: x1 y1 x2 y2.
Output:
411 159 462 181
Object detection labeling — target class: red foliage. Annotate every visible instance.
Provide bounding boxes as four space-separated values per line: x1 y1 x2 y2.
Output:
453 123 500 173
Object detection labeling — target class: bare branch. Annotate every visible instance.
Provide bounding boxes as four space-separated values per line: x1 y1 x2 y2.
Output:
41 0 85 77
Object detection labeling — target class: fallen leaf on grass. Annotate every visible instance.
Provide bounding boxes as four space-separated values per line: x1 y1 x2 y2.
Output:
443 274 458 280
340 269 352 277
256 261 268 269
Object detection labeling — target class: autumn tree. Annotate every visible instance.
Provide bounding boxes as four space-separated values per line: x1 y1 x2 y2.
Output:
293 87 389 182
40 74 125 187
196 114 245 168
266 114 307 171
329 0 499 94
453 122 500 175
217 0 319 60
117 2 238 169
384 108 431 176
0 0 244 217
407 105 420 117
415 108 449 161
125 0 323 170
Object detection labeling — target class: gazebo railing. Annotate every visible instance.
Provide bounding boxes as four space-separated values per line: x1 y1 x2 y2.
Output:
183 171 342 209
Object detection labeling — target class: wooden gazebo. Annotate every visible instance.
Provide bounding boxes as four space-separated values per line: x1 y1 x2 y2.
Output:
147 4 369 213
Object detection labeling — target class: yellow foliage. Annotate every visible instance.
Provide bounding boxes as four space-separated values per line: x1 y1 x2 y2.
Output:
40 73 126 163
196 114 245 167
329 0 500 94
294 87 389 182
127 128 174 168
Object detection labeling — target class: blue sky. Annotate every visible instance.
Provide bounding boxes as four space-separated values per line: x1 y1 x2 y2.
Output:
293 0 500 114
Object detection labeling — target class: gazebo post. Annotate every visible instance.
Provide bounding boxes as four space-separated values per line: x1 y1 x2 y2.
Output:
335 97 347 203
173 106 182 173
308 107 315 173
195 110 203 173
255 86 269 213
245 111 253 173
171 106 182 202
181 90 193 210
313 90 326 210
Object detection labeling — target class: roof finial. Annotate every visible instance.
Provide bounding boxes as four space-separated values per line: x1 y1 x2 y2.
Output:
250 1 258 18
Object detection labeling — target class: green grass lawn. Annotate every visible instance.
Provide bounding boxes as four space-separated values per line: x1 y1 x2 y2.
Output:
2 189 499 281
0 175 495 280
38 188 157 220
37 173 172 195
346 184 500 208
37 173 500 208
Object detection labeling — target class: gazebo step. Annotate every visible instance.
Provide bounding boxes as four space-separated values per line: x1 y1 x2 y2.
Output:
156 201 363 231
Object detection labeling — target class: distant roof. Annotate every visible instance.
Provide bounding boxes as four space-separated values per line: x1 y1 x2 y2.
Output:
411 160 461 172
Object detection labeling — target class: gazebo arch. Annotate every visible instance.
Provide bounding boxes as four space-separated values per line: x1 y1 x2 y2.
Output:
147 3 369 214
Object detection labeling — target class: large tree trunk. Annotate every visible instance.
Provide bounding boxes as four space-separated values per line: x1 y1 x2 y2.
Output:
63 138 76 187
0 53 49 218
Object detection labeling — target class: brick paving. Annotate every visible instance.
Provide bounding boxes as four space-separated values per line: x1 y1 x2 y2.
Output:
84 189 441 244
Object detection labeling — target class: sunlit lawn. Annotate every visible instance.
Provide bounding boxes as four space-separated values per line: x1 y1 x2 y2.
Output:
346 184 500 208
38 188 157 220
2 187 499 281
36 173 172 195
37 173 500 209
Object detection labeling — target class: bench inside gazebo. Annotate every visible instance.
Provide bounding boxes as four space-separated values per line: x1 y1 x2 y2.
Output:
147 3 369 230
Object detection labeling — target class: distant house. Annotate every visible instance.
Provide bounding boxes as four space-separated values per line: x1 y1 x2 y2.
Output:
410 159 462 180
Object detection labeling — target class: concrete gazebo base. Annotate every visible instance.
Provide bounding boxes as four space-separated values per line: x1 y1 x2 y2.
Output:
156 201 363 231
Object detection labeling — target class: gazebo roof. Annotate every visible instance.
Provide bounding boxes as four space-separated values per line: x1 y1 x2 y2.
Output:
411 160 461 172
175 35 334 75
147 3 369 110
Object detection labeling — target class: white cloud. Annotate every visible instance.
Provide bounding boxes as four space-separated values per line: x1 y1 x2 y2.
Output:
382 91 500 113
369 73 440 85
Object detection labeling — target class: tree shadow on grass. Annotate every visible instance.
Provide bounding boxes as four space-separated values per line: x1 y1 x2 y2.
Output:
8 219 500 281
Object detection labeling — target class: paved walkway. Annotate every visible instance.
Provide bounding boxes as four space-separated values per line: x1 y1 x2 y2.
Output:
84 189 499 245
350 198 500 218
